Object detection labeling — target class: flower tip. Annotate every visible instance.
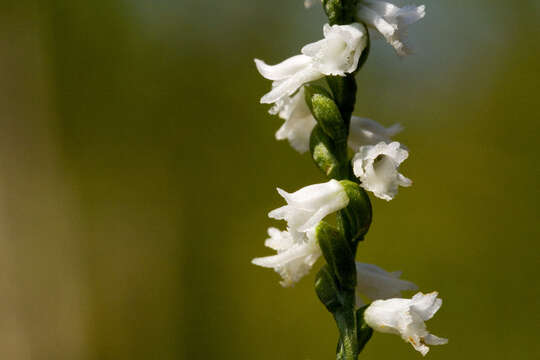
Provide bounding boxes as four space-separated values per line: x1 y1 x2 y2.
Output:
260 93 274 104
251 256 265 265
253 58 265 69
267 208 280 220
418 5 427 18
387 123 404 136
275 187 291 199
254 58 267 78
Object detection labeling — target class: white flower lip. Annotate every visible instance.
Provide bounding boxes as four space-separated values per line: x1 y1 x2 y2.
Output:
255 23 367 104
268 179 350 232
355 262 417 307
364 291 448 356
352 141 411 201
356 0 426 56
272 87 317 154
251 227 321 287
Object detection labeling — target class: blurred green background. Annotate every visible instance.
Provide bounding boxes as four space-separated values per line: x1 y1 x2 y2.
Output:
0 0 538 359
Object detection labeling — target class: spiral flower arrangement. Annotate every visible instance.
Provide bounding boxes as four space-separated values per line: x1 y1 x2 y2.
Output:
252 1 447 358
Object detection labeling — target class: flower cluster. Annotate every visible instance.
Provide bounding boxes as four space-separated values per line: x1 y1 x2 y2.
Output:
252 1 446 357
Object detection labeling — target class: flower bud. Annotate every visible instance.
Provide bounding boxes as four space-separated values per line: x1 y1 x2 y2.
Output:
338 180 372 243
304 85 348 143
315 265 342 313
309 125 342 179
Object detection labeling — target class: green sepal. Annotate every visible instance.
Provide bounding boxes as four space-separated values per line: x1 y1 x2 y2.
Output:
356 305 374 353
326 75 357 128
309 125 343 179
315 265 342 313
338 180 372 245
316 221 356 291
304 85 348 144
336 340 345 360
333 307 358 360
322 0 357 25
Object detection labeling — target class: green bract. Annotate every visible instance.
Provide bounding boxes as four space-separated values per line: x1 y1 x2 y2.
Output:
338 180 372 246
304 85 348 143
309 125 343 179
316 222 356 290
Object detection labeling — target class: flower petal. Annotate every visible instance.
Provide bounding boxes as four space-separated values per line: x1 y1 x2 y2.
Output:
260 66 322 104
411 291 442 321
357 4 396 38
254 55 312 81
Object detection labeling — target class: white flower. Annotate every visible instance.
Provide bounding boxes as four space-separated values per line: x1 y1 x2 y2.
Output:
356 0 426 56
352 141 411 201
271 87 317 153
252 227 321 287
269 179 349 232
355 262 418 307
348 116 403 150
364 292 448 356
255 23 367 104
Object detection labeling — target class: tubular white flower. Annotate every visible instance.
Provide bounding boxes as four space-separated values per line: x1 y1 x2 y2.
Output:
364 292 448 356
269 179 349 232
252 227 321 287
255 23 366 104
356 0 426 56
301 23 366 76
271 87 317 153
348 116 403 150
355 262 418 307
352 141 411 201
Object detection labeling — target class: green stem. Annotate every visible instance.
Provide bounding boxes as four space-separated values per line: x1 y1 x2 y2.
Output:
313 2 373 360
333 291 358 360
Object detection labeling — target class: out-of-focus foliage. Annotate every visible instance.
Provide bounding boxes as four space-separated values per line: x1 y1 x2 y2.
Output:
0 0 538 359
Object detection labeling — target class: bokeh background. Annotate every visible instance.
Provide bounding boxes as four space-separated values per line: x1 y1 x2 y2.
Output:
0 0 539 359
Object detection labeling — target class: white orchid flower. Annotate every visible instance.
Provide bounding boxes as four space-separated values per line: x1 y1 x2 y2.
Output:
355 262 418 307
352 141 411 201
252 227 321 287
356 0 425 56
348 116 403 150
255 23 367 104
364 292 448 356
269 179 349 232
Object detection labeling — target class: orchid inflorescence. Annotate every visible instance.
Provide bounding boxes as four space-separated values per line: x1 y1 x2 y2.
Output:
252 1 447 358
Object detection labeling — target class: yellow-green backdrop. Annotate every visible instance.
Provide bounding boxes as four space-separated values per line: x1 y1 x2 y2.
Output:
0 0 538 359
